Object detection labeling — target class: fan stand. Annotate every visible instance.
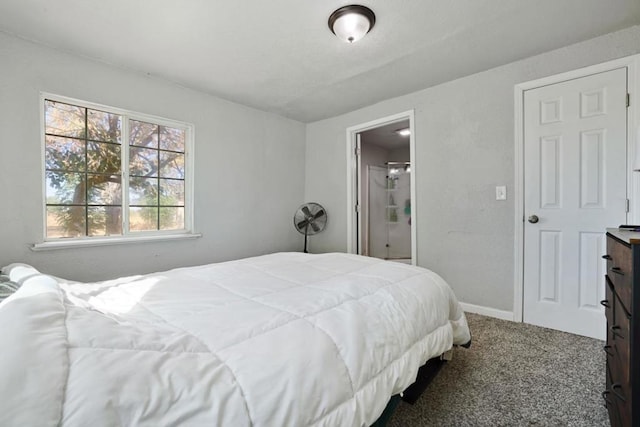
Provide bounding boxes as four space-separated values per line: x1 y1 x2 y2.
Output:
303 223 309 253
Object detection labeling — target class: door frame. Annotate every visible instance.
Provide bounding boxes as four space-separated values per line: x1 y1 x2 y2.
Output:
513 54 640 322
346 110 417 264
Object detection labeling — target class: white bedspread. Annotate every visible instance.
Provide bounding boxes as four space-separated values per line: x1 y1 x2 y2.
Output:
0 252 470 427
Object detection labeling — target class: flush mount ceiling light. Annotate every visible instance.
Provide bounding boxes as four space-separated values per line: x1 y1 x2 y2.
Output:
328 5 376 43
395 128 411 137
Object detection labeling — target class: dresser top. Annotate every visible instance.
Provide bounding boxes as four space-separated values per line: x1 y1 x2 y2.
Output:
607 228 640 245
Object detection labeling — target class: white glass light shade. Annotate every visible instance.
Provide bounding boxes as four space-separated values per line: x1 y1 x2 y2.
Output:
333 13 371 43
328 5 376 44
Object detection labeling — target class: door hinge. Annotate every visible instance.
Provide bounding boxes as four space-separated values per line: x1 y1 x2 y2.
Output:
355 147 361 156
627 93 631 108
355 204 360 213
626 199 630 213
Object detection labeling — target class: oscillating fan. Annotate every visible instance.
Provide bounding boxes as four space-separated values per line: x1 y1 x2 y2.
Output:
294 202 327 253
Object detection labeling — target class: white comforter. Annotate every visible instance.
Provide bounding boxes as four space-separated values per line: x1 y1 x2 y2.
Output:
0 252 470 427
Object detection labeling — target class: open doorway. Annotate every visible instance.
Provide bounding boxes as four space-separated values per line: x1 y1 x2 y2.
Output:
346 111 416 265
360 122 411 263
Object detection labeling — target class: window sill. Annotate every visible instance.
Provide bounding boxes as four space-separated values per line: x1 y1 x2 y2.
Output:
31 233 202 251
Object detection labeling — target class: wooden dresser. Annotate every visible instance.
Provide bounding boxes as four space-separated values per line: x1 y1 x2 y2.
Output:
602 229 639 427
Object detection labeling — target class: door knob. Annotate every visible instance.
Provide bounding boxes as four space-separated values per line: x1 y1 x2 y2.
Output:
528 215 539 224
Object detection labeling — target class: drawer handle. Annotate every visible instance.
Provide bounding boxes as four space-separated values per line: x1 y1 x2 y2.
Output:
610 267 625 275
600 299 610 308
611 383 625 402
603 345 614 357
602 255 612 260
601 390 612 407
611 325 624 339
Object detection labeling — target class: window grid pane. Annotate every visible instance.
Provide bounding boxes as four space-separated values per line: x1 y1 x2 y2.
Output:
45 100 86 139
45 136 86 173
130 120 158 148
87 109 121 144
87 142 121 174
159 125 185 152
46 205 86 238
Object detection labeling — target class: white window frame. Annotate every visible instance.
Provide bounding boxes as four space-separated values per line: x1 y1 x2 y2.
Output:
33 93 199 251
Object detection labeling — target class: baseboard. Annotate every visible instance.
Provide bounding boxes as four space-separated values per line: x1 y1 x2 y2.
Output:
460 302 514 321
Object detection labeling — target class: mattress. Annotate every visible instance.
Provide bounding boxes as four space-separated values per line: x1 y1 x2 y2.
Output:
0 252 470 426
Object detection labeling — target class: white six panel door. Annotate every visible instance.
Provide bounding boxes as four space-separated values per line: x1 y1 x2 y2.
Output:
523 68 628 339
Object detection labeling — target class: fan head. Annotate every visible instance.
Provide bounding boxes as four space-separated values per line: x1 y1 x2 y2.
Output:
294 202 327 235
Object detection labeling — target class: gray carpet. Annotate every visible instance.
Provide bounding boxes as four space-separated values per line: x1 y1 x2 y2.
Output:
388 313 608 426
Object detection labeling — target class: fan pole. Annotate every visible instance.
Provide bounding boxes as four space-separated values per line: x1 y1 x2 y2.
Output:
303 223 309 253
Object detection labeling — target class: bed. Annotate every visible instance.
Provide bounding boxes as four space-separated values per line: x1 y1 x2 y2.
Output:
0 252 470 426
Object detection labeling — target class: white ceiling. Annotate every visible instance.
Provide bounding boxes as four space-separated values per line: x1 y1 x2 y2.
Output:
1 1 639 123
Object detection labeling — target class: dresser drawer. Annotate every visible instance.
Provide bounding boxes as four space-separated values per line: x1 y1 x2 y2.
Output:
605 365 622 427
606 355 630 427
603 277 615 341
611 293 631 381
615 386 632 427
606 236 633 314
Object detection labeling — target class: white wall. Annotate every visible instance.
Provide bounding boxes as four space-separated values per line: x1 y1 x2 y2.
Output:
0 32 306 281
304 25 640 312
388 146 410 162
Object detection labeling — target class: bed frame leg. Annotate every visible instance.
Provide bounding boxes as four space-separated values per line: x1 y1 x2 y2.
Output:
400 356 446 404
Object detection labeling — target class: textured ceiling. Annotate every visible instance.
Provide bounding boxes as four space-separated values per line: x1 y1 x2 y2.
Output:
0 0 639 123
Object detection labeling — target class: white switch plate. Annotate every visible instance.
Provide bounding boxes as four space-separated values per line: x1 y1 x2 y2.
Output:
496 186 507 200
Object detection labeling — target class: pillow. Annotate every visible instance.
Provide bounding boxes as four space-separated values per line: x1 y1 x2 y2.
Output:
1 263 41 283
0 275 20 301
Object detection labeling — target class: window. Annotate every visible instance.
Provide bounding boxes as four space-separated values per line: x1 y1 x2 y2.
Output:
42 95 193 243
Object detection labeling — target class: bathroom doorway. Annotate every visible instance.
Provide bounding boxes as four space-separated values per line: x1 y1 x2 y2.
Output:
346 111 415 265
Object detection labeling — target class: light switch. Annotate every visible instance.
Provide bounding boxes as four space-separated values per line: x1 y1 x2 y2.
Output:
496 186 507 201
